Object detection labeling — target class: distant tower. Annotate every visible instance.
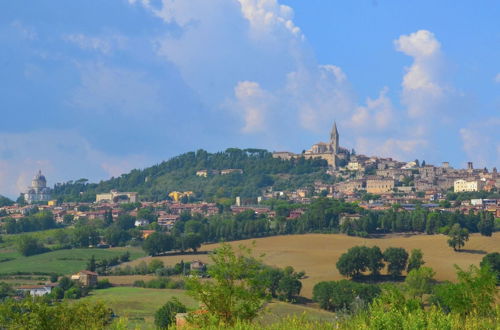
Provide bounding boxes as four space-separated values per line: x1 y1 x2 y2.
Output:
467 162 473 170
330 121 339 155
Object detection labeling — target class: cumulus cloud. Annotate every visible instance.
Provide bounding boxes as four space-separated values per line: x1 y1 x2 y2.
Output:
231 81 274 133
238 0 303 39
129 2 465 164
0 130 149 198
348 87 395 132
285 65 354 132
395 30 445 118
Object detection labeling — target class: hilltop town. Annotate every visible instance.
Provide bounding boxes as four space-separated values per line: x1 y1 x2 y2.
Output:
1 122 499 232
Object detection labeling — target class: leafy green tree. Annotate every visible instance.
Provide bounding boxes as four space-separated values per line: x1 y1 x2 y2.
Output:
142 232 174 256
0 298 112 329
478 212 494 236
154 297 187 329
336 246 370 278
58 276 73 291
71 225 99 247
405 266 436 300
480 252 500 284
367 246 384 276
53 229 71 246
120 251 131 263
407 249 425 272
383 247 408 278
276 266 303 302
186 243 265 326
181 233 203 252
447 223 469 251
115 214 136 230
148 259 165 273
16 235 48 256
432 265 497 316
313 280 381 312
104 225 131 246
0 282 14 300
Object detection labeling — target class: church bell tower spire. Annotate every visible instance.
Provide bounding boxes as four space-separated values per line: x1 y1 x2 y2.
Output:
330 121 339 155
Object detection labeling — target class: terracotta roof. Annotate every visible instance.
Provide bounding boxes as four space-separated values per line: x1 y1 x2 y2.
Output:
78 270 98 276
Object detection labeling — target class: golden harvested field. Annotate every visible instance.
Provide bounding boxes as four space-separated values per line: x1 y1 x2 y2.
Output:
124 233 500 298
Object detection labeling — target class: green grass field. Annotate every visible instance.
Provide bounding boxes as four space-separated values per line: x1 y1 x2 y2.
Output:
81 287 197 327
80 287 336 329
0 246 145 275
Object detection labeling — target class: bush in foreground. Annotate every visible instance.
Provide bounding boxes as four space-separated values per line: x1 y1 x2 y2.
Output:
155 297 187 329
0 298 112 329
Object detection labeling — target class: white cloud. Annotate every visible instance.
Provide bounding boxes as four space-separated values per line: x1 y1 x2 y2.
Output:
348 87 395 131
356 136 428 161
0 130 149 198
286 65 354 132
11 20 37 40
129 2 461 164
232 81 273 133
63 34 124 54
460 118 500 168
70 63 164 116
238 0 303 39
395 30 444 118
494 73 500 83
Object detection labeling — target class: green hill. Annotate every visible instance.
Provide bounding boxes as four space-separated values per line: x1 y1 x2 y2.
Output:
0 195 13 207
52 148 330 202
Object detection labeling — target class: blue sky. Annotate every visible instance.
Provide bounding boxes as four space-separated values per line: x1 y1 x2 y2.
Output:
1 0 499 198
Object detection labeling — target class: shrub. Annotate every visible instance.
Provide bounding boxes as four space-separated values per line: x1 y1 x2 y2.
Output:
64 287 82 299
133 280 146 288
154 297 187 329
96 279 112 289
480 252 500 283
313 280 381 312
16 235 49 256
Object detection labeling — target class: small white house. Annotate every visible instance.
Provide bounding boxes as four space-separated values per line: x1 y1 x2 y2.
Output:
134 219 150 227
17 284 56 297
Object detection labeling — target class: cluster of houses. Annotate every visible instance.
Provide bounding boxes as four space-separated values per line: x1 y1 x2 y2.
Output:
15 270 98 297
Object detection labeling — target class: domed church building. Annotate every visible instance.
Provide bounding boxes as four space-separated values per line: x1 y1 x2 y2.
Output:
24 170 52 204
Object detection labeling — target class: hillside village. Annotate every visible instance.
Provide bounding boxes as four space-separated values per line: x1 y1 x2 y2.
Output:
2 122 499 230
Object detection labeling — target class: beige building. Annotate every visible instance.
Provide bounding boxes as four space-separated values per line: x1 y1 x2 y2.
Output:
347 161 363 171
366 178 395 194
335 180 364 194
71 270 98 287
454 179 484 192
95 190 138 203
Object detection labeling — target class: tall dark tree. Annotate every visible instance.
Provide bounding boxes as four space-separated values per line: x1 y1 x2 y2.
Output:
86 255 96 272
478 212 494 237
383 247 408 278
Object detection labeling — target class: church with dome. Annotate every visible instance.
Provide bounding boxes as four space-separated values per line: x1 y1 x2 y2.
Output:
24 170 52 204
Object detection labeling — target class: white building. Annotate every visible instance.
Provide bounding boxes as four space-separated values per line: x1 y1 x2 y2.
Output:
17 284 56 296
454 179 483 192
23 170 51 204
